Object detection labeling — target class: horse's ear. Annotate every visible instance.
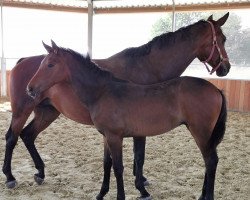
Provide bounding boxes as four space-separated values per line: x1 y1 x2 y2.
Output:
42 41 53 53
216 12 229 26
51 40 59 54
207 15 213 21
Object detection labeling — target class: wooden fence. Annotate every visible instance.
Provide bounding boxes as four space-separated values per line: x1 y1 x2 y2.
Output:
208 78 250 112
1 71 250 112
0 71 11 97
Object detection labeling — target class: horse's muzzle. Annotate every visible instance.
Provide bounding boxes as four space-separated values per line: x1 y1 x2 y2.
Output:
216 61 231 77
26 86 38 99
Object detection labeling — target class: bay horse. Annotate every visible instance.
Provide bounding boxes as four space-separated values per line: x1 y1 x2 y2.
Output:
27 41 227 200
2 13 230 191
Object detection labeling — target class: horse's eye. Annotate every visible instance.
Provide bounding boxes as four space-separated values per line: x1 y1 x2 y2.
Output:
48 64 54 68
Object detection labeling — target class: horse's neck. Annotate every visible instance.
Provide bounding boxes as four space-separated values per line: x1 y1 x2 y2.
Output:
69 61 109 107
146 40 197 79
98 30 203 84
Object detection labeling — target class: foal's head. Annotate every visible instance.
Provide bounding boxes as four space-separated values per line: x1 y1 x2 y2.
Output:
27 41 81 99
197 12 231 76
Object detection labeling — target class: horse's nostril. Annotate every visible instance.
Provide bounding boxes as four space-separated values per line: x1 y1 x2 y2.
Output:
26 86 33 94
26 86 37 98
28 86 33 92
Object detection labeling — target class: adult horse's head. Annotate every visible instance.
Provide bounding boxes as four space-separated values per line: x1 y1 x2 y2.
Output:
27 41 70 99
197 12 231 77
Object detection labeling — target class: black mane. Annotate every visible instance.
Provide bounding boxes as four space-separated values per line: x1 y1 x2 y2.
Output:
61 47 127 83
123 20 207 57
60 47 129 98
61 47 109 74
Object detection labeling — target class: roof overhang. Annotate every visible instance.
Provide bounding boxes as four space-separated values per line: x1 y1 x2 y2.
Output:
2 0 250 13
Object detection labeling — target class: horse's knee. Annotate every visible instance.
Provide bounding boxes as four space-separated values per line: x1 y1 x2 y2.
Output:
3 128 18 176
20 122 38 146
206 151 218 169
104 155 112 168
113 165 124 178
20 133 33 146
5 128 18 148
5 138 18 149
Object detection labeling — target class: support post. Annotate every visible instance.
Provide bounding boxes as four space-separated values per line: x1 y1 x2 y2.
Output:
1 1 6 97
87 0 93 58
172 0 176 32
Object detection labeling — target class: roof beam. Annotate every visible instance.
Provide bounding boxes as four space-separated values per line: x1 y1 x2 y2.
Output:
2 1 88 13
2 1 250 14
94 2 250 14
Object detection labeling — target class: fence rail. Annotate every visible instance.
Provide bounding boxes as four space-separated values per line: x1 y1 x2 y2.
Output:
1 71 250 112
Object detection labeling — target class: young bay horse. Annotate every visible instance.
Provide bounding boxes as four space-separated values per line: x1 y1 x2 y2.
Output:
3 14 230 190
27 41 227 200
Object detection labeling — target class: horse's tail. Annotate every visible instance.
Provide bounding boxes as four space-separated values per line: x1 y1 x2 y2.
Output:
209 90 227 149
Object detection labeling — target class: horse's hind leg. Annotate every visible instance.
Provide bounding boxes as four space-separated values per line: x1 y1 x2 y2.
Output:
199 148 218 200
134 158 151 200
188 126 219 200
106 134 125 200
133 137 149 186
133 137 151 199
96 137 112 200
20 104 60 185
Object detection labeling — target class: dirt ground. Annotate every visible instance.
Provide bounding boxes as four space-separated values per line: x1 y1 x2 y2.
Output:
0 100 249 200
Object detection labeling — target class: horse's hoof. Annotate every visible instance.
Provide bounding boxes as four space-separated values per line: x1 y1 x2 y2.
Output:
198 196 205 200
34 174 44 185
137 195 152 200
6 180 18 189
143 180 150 186
96 194 103 200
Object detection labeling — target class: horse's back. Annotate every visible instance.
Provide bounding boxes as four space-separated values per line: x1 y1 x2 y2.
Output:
179 76 220 96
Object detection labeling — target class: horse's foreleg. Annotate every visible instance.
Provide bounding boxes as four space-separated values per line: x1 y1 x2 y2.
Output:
106 135 125 200
199 172 208 200
133 137 149 186
2 126 19 188
20 105 60 185
96 137 112 200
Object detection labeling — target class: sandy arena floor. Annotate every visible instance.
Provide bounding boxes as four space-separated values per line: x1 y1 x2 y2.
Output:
0 100 249 200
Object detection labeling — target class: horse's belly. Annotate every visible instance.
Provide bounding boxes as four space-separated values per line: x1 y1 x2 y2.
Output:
127 118 180 137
